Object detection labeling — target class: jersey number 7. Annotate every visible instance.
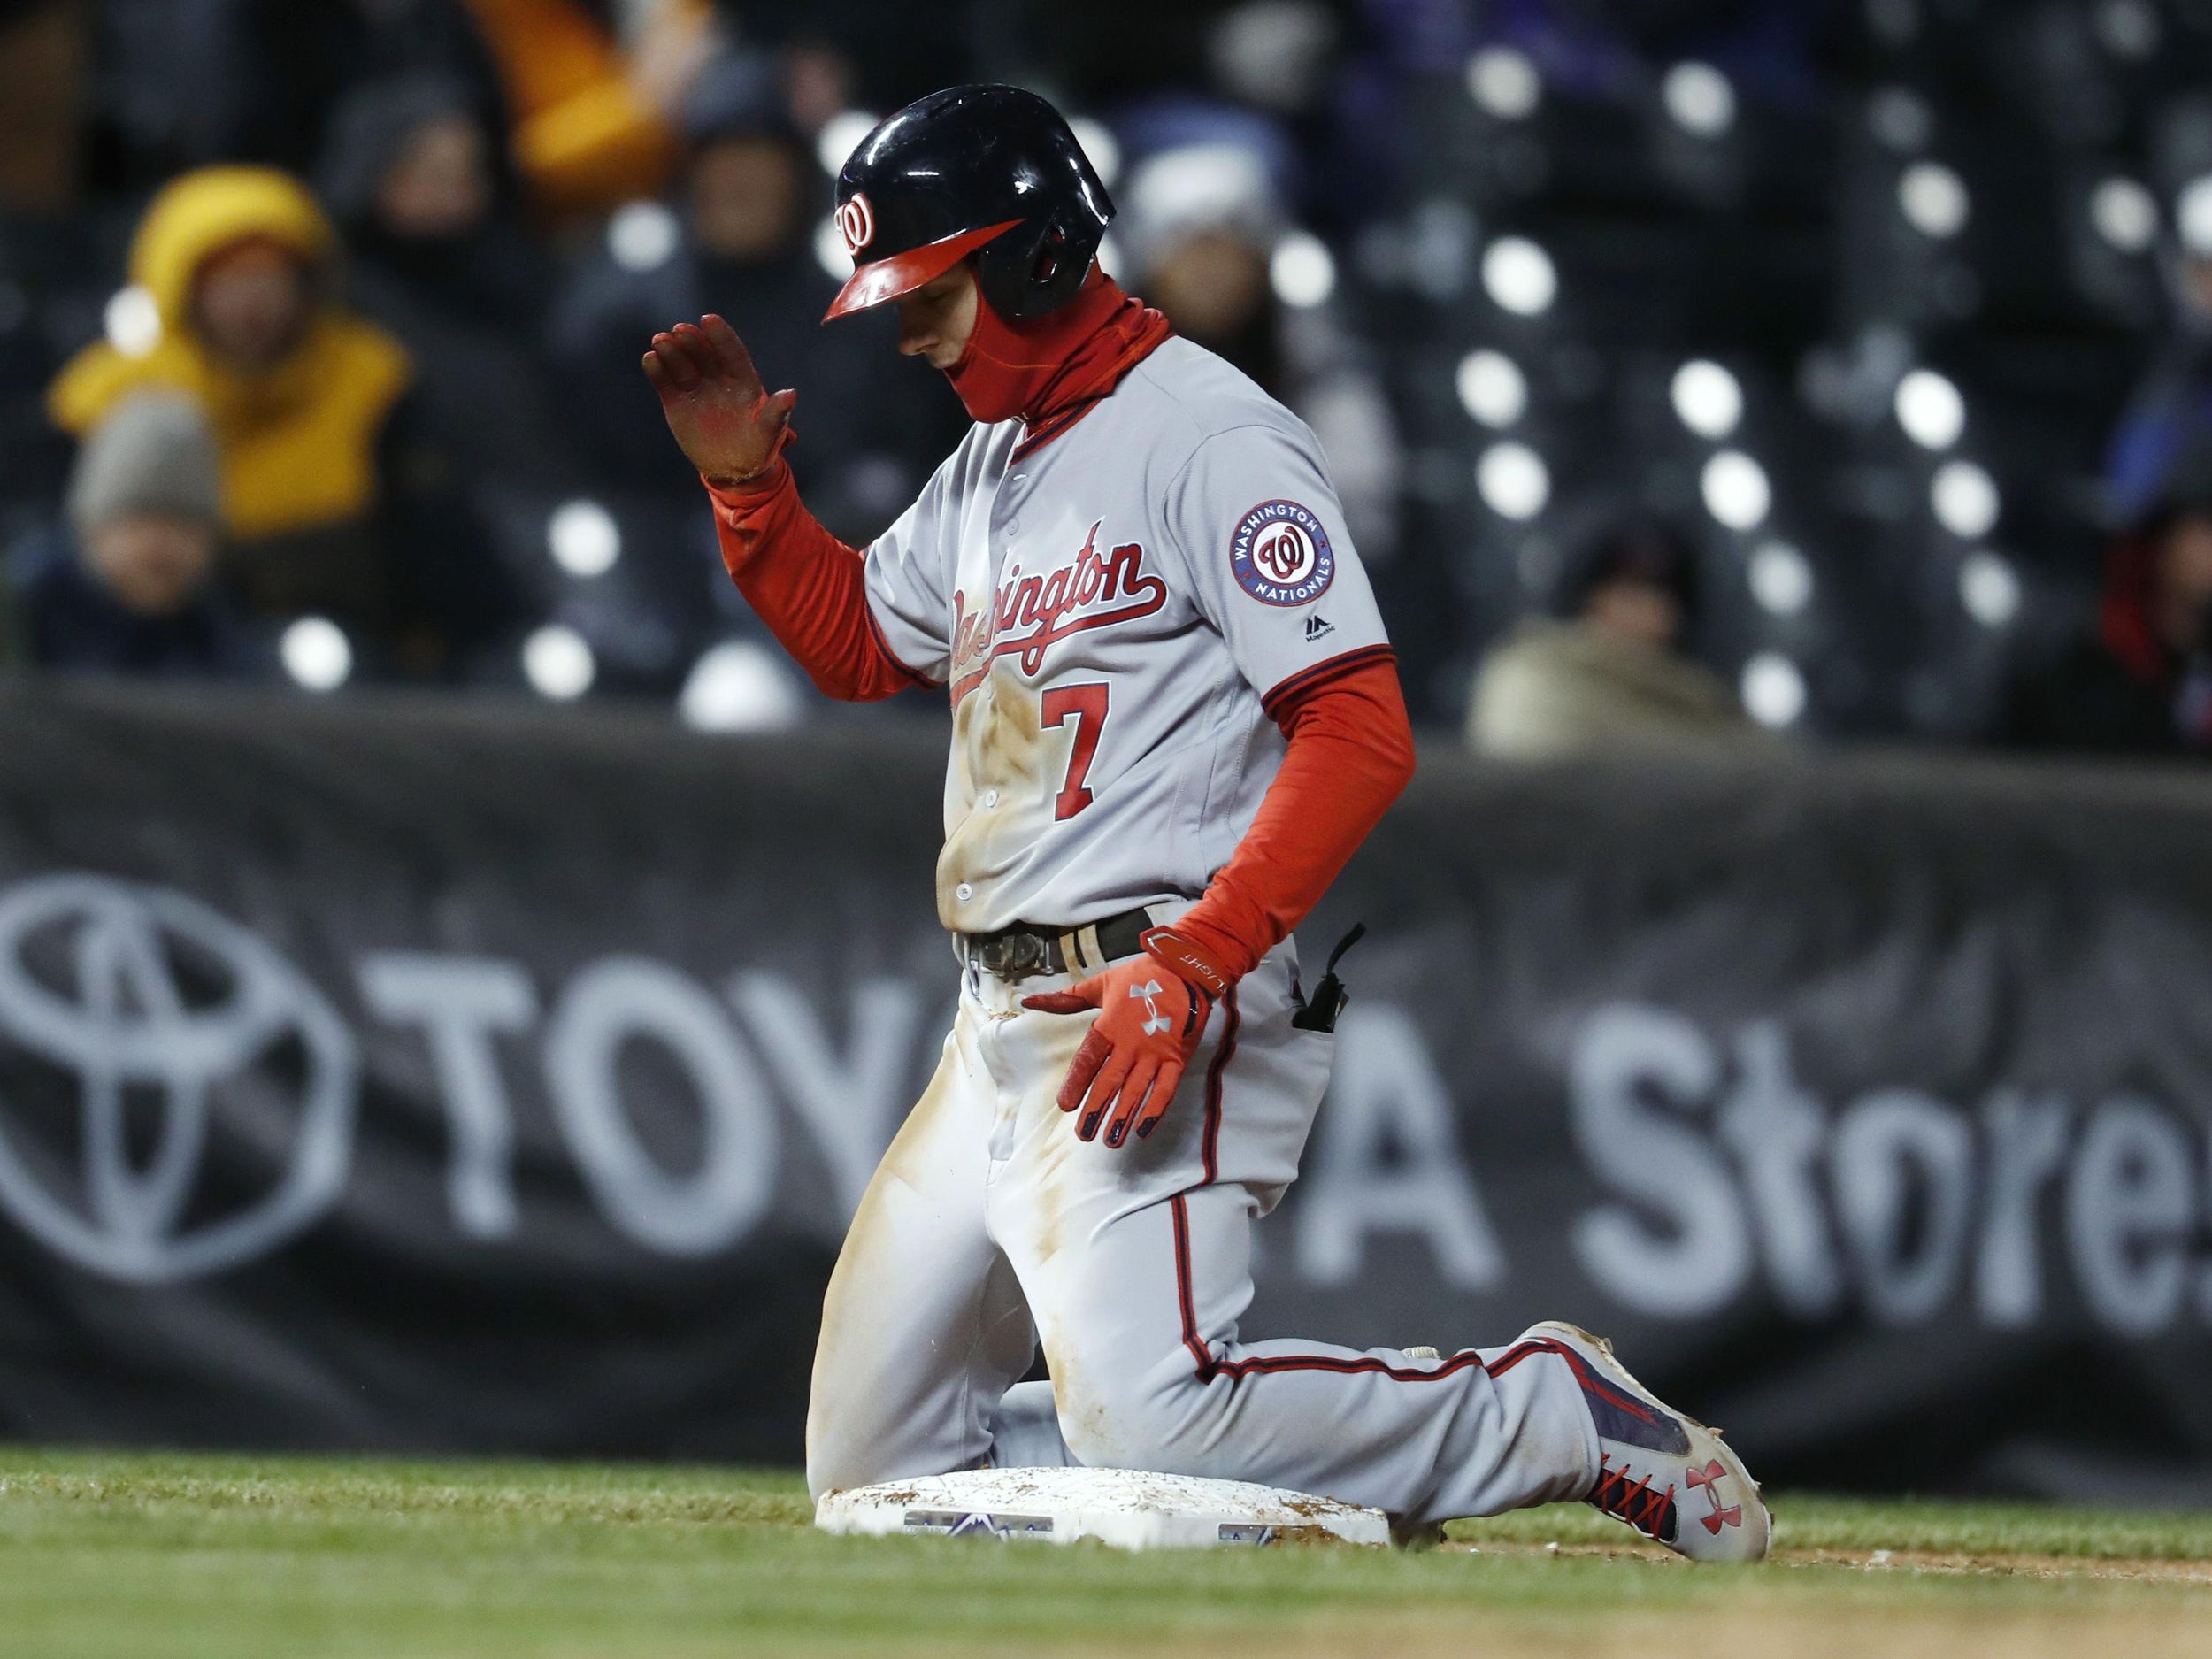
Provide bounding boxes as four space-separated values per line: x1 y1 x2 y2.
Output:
1041 683 1110 821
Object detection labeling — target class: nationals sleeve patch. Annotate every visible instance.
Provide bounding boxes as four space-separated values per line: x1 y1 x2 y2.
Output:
1229 500 1335 607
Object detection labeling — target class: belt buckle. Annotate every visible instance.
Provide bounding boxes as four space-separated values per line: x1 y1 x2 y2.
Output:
979 931 1048 982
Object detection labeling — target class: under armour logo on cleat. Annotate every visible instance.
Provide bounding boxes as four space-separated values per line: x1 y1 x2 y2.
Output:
1130 979 1171 1036
1303 613 1335 641
1686 1460 1741 1533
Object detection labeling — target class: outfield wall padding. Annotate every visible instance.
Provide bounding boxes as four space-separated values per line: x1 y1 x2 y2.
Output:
0 680 2206 1502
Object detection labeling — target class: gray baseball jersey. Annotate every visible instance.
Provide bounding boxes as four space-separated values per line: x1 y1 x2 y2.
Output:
861 336 1393 933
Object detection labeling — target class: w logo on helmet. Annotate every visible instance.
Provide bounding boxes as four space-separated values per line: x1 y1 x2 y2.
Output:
836 193 877 257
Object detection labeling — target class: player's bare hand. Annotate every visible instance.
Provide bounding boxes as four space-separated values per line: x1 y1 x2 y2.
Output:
1022 958 1212 1148
641 313 798 487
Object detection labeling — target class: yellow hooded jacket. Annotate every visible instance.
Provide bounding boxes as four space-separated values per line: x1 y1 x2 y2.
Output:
49 167 411 543
464 0 681 217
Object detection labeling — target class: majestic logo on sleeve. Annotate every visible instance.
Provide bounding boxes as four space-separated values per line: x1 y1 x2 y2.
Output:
1230 500 1335 606
836 193 876 256
949 520 1169 703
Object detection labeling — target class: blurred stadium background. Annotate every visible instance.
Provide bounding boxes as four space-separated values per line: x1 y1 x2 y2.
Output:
13 0 2212 747
2 0 2212 1548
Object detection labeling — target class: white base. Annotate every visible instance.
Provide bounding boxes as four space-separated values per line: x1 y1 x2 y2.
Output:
815 1466 1391 1551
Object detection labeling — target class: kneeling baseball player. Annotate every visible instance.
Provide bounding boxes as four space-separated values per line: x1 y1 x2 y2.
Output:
645 86 1767 1560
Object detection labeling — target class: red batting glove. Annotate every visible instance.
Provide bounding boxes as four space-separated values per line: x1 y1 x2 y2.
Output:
1022 957 1214 1149
641 312 797 489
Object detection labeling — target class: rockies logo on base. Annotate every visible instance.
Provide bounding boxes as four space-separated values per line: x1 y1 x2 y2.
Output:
1230 500 1336 607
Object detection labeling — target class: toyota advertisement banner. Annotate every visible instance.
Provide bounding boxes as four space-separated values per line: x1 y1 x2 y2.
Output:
0 684 2208 1500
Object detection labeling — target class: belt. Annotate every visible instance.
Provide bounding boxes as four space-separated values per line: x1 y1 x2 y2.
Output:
959 905 1157 983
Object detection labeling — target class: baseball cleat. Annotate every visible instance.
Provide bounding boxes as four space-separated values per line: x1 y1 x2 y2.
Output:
1522 1320 1770 1563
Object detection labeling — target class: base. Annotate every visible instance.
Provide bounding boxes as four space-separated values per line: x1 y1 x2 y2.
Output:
816 1466 1391 1551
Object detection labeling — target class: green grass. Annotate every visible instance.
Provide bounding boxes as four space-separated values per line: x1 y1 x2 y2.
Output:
1 1448 2208 1659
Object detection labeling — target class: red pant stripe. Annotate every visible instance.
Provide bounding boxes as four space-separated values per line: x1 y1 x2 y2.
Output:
1198 989 1240 1187
1214 1350 1493 1383
1168 1194 1217 1378
1168 1198 1661 1424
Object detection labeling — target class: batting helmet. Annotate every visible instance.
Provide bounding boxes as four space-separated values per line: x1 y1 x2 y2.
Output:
822 85 1115 324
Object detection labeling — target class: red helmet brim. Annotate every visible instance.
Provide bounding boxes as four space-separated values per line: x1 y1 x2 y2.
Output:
821 219 1024 321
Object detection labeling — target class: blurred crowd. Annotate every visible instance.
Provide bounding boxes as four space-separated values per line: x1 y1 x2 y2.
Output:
7 0 2212 763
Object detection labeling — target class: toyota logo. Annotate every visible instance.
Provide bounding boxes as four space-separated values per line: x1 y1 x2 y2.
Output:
836 192 876 257
0 875 356 1282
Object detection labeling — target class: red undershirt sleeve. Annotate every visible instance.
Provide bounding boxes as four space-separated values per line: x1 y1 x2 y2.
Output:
1145 656 1417 995
703 463 933 703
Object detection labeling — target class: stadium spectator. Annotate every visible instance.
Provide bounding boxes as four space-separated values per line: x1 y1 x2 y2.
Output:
710 0 964 123
547 49 959 541
46 165 520 673
97 0 699 221
2106 96 2212 529
90 0 511 196
1120 141 1402 557
319 72 576 491
2008 448 2212 757
6 392 257 679
1468 515 1764 758
1470 0 1832 109
462 0 709 221
0 0 78 219
0 0 103 539
2106 255 2212 530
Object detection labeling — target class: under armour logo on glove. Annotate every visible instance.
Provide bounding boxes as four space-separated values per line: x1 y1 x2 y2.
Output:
1131 979 1171 1036
1022 958 1214 1148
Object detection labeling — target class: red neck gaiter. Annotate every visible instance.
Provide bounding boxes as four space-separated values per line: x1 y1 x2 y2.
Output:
944 269 1172 433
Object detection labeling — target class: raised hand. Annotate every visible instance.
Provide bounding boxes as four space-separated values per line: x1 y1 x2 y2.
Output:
641 313 798 487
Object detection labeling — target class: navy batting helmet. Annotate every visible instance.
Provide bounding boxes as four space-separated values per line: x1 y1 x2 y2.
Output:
823 85 1115 324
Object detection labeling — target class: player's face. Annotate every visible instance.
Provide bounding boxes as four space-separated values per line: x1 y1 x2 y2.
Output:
895 265 978 369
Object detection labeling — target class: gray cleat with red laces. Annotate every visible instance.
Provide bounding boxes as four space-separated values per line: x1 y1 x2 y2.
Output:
1523 1320 1770 1563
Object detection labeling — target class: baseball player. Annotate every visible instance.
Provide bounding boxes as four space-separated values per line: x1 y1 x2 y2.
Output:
644 85 1767 1560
